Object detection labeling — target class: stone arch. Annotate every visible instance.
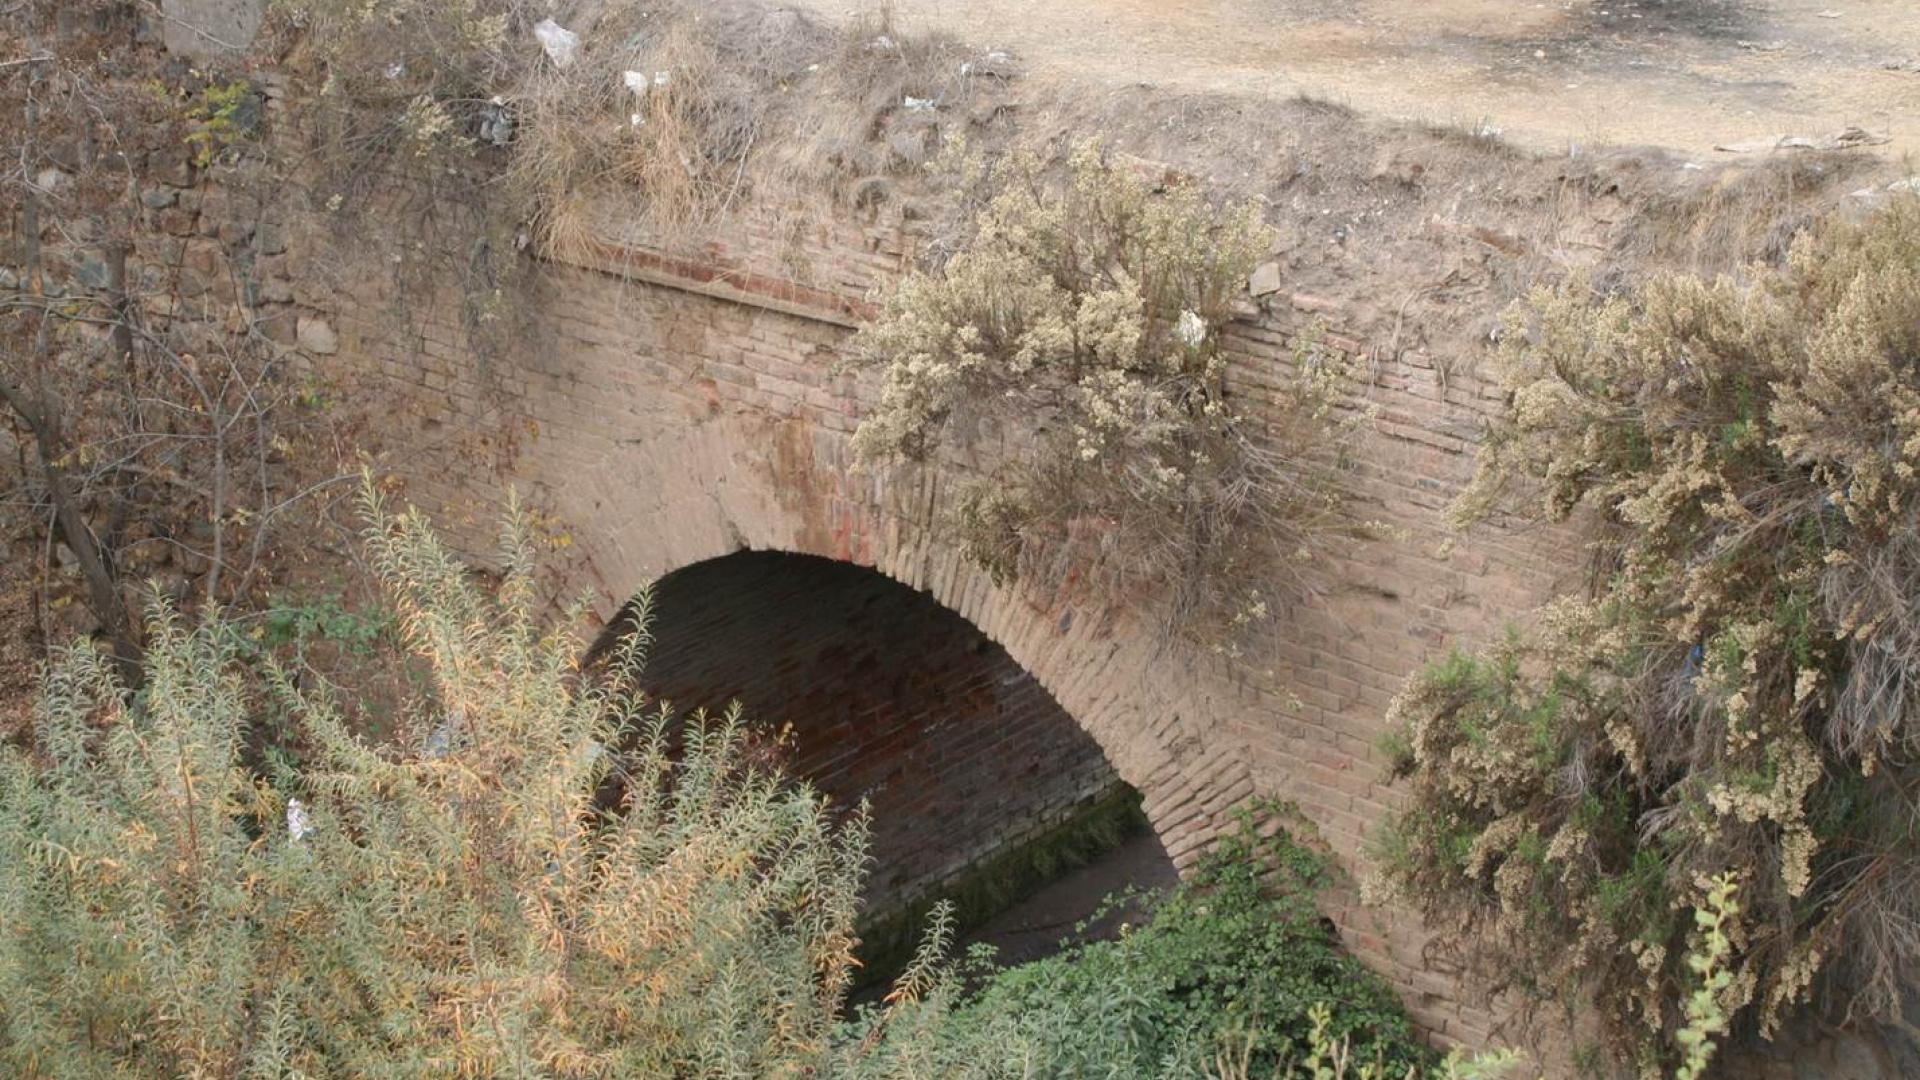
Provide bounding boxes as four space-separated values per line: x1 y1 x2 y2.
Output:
607 547 1158 920
540 413 1256 878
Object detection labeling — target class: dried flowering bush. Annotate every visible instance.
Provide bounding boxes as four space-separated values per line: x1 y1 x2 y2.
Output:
1374 197 1920 1069
850 141 1367 645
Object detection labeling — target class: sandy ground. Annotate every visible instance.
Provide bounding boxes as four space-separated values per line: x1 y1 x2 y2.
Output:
791 0 1920 158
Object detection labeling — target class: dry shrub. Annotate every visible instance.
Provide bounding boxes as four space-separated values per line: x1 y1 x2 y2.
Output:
282 0 523 190
506 2 768 254
1375 196 1920 1070
847 140 1370 648
521 1 978 250
1612 152 1886 279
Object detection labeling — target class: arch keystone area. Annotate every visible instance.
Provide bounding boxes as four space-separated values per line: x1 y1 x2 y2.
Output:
562 416 1251 882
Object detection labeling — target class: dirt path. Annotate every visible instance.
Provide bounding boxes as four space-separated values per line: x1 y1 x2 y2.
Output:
796 0 1920 158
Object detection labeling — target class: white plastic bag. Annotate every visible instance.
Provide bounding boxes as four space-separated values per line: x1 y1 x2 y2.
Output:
534 19 579 68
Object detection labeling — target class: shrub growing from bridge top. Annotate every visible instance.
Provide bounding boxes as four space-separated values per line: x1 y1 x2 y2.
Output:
1375 197 1920 1070
849 140 1369 648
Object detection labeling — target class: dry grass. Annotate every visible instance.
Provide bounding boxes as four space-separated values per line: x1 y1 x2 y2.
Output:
282 0 1004 273
504 0 988 257
1611 151 1887 276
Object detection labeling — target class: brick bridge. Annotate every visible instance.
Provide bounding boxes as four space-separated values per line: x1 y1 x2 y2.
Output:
321 202 1573 1051
129 6 1912 1071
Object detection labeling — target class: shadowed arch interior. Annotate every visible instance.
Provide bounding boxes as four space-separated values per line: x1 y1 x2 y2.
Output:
612 549 1169 925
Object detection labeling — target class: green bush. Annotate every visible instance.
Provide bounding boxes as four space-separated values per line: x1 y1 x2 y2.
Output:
918 820 1435 1078
0 490 901 1077
858 813 1519 1079
1377 197 1920 1068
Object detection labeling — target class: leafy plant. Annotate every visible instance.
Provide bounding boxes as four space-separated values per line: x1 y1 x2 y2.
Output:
185 80 261 167
1675 873 1740 1080
246 592 394 656
1376 196 1920 1067
866 814 1444 1078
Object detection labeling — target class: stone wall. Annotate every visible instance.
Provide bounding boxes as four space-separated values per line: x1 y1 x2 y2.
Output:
158 0 265 61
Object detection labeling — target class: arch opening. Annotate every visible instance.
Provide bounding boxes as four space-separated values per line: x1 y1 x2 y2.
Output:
609 549 1175 971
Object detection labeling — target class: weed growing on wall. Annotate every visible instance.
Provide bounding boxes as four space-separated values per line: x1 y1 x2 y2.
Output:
503 1 975 257
849 140 1368 647
1375 197 1920 1069
276 0 985 368
184 80 264 167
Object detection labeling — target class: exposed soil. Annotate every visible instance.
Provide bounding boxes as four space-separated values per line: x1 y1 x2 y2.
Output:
792 0 1920 157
